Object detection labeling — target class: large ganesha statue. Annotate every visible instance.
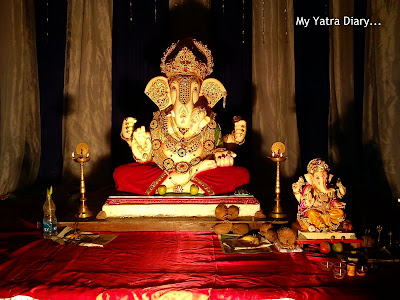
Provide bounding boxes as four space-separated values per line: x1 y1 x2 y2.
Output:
292 158 347 232
114 38 249 195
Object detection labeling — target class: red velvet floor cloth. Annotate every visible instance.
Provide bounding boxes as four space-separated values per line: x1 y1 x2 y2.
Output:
0 231 397 300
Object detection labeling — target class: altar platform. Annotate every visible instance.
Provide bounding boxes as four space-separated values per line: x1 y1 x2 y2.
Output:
57 190 288 232
103 194 262 217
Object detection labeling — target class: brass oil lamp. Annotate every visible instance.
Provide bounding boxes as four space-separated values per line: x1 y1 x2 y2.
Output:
269 142 287 219
72 142 92 218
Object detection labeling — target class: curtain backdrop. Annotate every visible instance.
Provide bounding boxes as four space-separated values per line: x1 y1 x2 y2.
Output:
252 0 300 180
328 0 355 170
62 0 113 184
328 0 368 221
0 0 41 195
363 0 400 200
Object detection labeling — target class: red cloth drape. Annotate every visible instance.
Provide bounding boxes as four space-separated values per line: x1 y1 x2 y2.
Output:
113 162 250 195
0 230 396 300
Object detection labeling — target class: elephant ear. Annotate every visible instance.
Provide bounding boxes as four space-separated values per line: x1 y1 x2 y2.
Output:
199 78 227 108
144 76 171 110
304 173 313 185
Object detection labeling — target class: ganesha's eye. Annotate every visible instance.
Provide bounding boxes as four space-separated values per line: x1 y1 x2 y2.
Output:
193 87 198 92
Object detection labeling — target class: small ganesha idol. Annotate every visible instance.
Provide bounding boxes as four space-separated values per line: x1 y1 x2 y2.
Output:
292 158 349 233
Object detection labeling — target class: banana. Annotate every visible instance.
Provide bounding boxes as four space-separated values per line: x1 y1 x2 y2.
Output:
239 235 260 245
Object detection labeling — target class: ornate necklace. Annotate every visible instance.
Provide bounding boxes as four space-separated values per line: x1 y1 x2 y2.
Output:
149 110 217 177
179 128 189 135
161 116 202 157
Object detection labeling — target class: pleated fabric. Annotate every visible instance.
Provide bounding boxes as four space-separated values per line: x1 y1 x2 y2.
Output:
0 0 41 194
62 0 113 184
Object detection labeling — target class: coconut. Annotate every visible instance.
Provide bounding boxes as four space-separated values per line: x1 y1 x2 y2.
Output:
277 227 297 247
231 223 250 235
213 222 233 234
215 203 228 220
264 229 278 242
259 223 273 236
96 211 107 219
227 205 239 220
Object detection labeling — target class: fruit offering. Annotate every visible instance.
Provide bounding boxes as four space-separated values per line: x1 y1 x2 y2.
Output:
332 242 344 253
319 241 331 254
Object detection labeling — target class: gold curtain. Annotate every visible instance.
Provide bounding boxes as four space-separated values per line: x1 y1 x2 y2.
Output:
252 0 300 178
328 0 356 170
63 0 113 184
363 0 400 199
0 0 41 195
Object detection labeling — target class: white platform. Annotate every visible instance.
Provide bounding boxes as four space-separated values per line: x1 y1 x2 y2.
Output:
102 194 262 218
298 231 357 240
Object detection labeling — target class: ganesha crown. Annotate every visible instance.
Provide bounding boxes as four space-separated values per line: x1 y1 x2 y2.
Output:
307 158 330 174
160 40 214 80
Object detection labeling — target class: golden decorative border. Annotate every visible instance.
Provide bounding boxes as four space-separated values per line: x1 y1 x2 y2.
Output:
192 177 214 196
146 172 168 195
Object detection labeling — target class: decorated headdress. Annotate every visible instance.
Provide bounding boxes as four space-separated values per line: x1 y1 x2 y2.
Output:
307 158 330 174
160 38 214 80
146 38 226 110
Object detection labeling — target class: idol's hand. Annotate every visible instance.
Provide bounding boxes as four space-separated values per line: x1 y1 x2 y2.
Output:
292 176 305 202
223 117 247 145
131 126 152 162
333 201 346 209
121 117 137 141
189 107 209 134
215 150 236 167
233 119 246 144
336 178 346 197
292 176 305 194
196 159 217 174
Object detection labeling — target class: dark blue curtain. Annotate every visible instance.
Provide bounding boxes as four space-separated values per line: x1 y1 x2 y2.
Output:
293 0 330 168
35 0 67 184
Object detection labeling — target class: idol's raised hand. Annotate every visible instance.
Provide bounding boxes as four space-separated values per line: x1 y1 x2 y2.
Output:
131 126 152 162
223 117 247 146
233 119 246 144
120 117 137 141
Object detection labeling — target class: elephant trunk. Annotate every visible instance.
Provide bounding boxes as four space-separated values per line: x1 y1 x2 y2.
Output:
318 181 334 194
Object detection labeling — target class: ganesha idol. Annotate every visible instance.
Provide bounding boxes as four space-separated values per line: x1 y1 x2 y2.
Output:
114 38 249 196
292 158 347 232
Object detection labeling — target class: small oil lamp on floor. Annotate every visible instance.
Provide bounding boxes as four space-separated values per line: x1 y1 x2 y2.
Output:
268 142 287 219
72 142 92 218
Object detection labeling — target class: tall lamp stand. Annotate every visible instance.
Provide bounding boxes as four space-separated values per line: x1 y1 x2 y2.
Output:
72 142 93 218
269 142 287 219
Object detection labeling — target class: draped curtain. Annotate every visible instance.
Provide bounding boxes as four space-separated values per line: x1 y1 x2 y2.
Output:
62 0 113 184
252 0 300 179
0 0 41 195
363 0 400 200
328 0 355 170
